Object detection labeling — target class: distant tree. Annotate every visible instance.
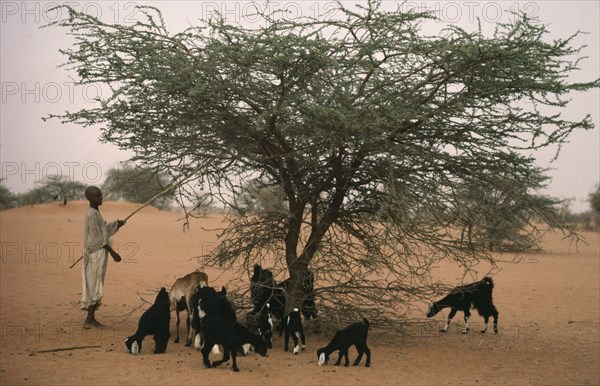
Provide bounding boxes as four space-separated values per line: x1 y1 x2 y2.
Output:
47 2 599 326
453 172 557 252
235 178 287 216
102 164 174 209
19 187 49 206
589 184 600 215
586 184 600 231
0 179 17 210
32 175 86 205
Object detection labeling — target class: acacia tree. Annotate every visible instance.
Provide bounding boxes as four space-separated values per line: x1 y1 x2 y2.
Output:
102 164 174 209
46 2 598 326
453 171 556 252
234 178 287 215
0 179 17 210
31 175 86 205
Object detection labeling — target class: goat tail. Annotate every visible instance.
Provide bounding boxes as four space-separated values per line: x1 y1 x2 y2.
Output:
362 318 370 330
482 277 494 288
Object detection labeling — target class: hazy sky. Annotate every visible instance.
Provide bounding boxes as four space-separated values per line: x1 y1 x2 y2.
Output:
1 1 598 212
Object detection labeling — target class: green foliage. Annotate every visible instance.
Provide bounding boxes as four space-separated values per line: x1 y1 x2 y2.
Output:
0 179 17 210
19 186 51 206
449 170 567 252
46 1 599 324
24 175 86 206
235 178 287 216
102 164 174 208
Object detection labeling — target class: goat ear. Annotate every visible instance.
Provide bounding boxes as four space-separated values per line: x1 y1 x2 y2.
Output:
131 341 139 355
318 352 326 366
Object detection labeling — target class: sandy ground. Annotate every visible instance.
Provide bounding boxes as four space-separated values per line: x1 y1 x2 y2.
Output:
1 201 598 385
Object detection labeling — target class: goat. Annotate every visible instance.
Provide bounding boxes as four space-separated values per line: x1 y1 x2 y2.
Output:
281 308 306 354
201 315 269 372
250 265 284 318
192 285 244 354
124 287 170 355
317 318 371 367
249 264 317 321
426 277 499 334
169 270 208 345
257 303 273 349
194 286 235 320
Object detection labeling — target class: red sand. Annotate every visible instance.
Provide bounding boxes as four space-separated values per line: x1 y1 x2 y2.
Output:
1 201 598 385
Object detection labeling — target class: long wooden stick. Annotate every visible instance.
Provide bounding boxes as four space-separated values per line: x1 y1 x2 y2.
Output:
33 345 101 353
69 162 209 269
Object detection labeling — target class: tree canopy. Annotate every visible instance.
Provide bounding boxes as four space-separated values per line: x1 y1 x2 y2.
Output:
102 164 174 209
18 175 86 206
46 1 599 326
0 179 17 210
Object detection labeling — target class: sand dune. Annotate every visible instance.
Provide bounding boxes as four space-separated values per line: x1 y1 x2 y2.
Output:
1 201 598 385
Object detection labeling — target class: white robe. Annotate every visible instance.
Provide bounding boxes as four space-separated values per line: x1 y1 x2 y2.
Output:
81 207 120 310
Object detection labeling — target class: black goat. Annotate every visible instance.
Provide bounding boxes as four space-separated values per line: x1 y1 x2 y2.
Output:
249 265 285 318
125 287 170 355
257 303 273 349
426 277 499 334
201 315 268 372
194 286 235 320
192 286 236 351
281 308 306 354
317 318 371 367
249 264 317 320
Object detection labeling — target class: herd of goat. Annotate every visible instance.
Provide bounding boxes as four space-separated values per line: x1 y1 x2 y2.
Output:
124 264 499 372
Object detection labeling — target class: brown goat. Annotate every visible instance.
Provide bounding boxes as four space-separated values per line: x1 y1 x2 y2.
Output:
169 270 208 346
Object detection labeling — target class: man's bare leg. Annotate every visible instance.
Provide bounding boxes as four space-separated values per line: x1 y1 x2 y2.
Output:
84 304 104 328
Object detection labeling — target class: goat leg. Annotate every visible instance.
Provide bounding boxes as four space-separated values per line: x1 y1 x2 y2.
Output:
343 349 350 367
292 332 300 355
284 330 290 352
441 308 457 332
300 329 306 351
353 346 364 366
201 345 212 369
481 315 489 333
185 310 194 346
462 315 470 334
334 352 343 366
211 347 230 369
231 349 240 372
174 310 180 343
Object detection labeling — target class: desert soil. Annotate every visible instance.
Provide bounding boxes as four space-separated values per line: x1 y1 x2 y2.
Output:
1 201 598 385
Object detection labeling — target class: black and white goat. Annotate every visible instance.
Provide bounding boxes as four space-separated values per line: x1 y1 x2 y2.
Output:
281 308 306 354
257 303 273 349
317 318 371 367
426 277 499 334
201 315 269 372
249 264 317 321
125 287 170 355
